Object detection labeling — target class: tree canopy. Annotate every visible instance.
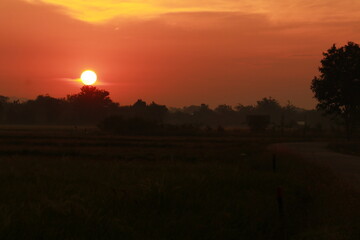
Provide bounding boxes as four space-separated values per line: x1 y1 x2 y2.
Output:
311 42 360 135
67 86 117 123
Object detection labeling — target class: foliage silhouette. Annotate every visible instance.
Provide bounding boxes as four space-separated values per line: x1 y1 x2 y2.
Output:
121 100 168 122
0 89 331 135
0 95 9 122
215 104 234 114
246 115 271 132
27 95 66 124
311 42 360 137
67 86 118 123
256 97 282 114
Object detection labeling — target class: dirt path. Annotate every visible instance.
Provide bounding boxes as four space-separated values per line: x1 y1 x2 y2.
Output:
270 142 360 190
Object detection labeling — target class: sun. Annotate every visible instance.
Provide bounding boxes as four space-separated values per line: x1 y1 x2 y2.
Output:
80 70 97 85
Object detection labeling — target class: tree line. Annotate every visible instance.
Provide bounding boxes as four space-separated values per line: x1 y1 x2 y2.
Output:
1 41 360 136
0 86 331 135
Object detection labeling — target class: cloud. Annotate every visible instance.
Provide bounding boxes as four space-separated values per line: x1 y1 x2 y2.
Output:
23 0 239 23
23 0 360 24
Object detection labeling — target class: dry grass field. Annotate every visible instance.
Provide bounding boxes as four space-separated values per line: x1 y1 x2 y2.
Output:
0 126 358 239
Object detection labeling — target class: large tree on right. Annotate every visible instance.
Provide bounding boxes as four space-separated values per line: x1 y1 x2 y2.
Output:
311 42 360 137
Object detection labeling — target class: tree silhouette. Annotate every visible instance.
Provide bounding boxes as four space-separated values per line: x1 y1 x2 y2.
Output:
27 95 66 124
131 99 147 118
255 97 282 114
235 104 255 117
246 115 270 132
147 101 168 123
67 86 117 123
133 99 147 109
311 42 360 137
215 104 234 114
0 95 9 123
193 104 216 125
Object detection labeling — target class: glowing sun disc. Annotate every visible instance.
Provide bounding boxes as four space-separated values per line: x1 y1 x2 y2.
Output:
81 70 97 85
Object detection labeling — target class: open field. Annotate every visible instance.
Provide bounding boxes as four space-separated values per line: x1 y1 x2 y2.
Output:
328 141 360 157
0 126 359 239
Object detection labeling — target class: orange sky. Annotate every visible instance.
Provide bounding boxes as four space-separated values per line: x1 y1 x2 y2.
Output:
1 0 360 108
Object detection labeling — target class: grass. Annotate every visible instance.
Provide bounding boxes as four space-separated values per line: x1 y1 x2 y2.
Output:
0 126 359 239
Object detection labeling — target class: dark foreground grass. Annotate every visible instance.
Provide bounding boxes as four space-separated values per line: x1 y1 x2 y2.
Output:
0 130 359 239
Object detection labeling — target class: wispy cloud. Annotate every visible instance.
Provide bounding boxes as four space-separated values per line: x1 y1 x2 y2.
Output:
23 0 240 23
23 0 360 24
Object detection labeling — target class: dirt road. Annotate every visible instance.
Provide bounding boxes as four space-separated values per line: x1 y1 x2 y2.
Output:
271 142 360 190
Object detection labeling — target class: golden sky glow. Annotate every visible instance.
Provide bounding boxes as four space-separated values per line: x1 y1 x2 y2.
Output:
23 0 234 23
24 0 360 23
